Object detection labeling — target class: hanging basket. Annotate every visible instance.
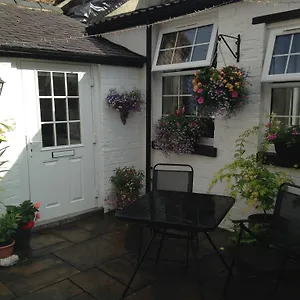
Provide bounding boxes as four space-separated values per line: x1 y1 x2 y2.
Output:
119 109 129 125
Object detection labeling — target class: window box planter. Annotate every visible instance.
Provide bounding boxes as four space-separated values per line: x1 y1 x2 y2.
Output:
261 152 300 169
152 141 217 158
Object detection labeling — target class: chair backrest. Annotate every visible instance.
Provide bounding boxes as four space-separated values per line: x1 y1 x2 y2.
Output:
152 163 194 192
274 183 300 223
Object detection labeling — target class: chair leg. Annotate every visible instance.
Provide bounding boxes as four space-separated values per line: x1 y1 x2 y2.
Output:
186 232 190 268
204 232 229 271
155 230 165 265
221 224 244 300
269 254 286 299
137 225 143 262
122 232 156 299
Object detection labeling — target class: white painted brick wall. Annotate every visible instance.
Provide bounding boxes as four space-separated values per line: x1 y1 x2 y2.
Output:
97 65 146 210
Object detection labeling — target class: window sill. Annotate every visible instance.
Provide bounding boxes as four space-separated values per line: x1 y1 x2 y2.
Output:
152 141 217 158
261 152 300 169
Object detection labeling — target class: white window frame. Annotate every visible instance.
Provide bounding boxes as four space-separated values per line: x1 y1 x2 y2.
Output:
262 26 300 82
152 22 218 72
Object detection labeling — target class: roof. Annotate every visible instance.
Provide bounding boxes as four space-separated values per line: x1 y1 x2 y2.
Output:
87 0 241 35
0 2 145 67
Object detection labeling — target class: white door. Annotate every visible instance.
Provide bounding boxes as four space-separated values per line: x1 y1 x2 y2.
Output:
22 62 96 221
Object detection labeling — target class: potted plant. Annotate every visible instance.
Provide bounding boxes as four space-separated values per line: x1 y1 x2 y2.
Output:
6 200 40 249
0 212 19 258
105 88 144 124
209 126 292 223
110 166 144 210
192 65 249 118
153 107 205 156
265 117 300 163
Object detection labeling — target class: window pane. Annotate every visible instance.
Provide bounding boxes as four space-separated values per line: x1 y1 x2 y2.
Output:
38 72 51 96
55 98 67 121
68 98 80 120
291 33 300 53
157 50 173 65
162 97 178 114
180 96 196 115
67 74 79 96
271 88 292 115
53 73 66 96
40 98 53 122
191 45 209 61
42 124 54 147
70 122 81 144
163 76 179 95
172 47 192 63
273 35 292 55
56 123 68 146
176 29 196 47
160 32 177 49
269 56 288 74
195 25 213 44
287 55 300 73
180 75 193 94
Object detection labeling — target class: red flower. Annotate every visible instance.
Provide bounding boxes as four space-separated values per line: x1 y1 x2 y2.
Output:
22 220 35 230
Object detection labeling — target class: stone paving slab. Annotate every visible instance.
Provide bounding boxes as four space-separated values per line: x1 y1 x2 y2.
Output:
30 232 67 250
3 254 80 296
99 257 156 291
51 224 97 244
0 281 16 300
70 268 133 300
69 293 96 300
15 279 83 300
54 234 129 271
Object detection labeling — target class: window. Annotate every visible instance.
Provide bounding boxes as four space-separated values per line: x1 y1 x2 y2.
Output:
162 72 214 138
153 23 217 72
270 85 300 129
38 71 81 148
262 27 300 82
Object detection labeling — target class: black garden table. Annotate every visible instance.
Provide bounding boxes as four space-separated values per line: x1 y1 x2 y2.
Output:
115 190 235 299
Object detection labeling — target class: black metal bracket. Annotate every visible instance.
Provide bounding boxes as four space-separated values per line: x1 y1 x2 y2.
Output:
218 34 241 63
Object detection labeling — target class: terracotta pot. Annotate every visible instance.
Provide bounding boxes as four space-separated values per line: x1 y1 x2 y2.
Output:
0 239 15 259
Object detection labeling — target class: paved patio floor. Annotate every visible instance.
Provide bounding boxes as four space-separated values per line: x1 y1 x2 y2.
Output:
0 212 299 300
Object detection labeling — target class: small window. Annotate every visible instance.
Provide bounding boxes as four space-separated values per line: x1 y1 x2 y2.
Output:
37 71 81 148
270 86 300 128
262 28 300 82
153 24 217 72
162 73 214 138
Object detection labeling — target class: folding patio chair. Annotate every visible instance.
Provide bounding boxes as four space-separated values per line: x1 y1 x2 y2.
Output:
222 183 300 299
137 163 195 266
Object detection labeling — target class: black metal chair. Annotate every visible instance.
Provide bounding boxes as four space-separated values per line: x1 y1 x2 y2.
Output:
137 163 195 266
222 183 300 299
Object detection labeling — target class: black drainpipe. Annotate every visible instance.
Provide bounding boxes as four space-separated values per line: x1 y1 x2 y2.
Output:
145 24 152 193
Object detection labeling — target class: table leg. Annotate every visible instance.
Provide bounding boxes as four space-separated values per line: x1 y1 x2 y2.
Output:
122 232 156 299
204 232 229 271
191 238 204 299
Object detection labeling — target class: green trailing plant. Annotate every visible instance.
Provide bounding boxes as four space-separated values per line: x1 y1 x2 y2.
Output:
0 212 19 246
209 125 293 213
110 166 145 210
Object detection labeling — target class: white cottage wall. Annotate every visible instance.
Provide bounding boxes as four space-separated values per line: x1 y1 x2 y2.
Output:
0 58 29 212
98 65 146 211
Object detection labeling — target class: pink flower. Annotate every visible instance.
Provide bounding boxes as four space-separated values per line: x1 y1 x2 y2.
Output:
292 130 299 135
216 90 221 95
197 88 203 94
265 123 271 128
268 133 277 141
34 202 40 209
231 91 238 98
35 212 41 220
197 97 204 104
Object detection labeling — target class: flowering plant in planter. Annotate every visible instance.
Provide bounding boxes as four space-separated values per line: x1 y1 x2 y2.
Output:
110 166 145 210
153 107 205 156
105 88 144 124
192 66 249 118
6 200 40 230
